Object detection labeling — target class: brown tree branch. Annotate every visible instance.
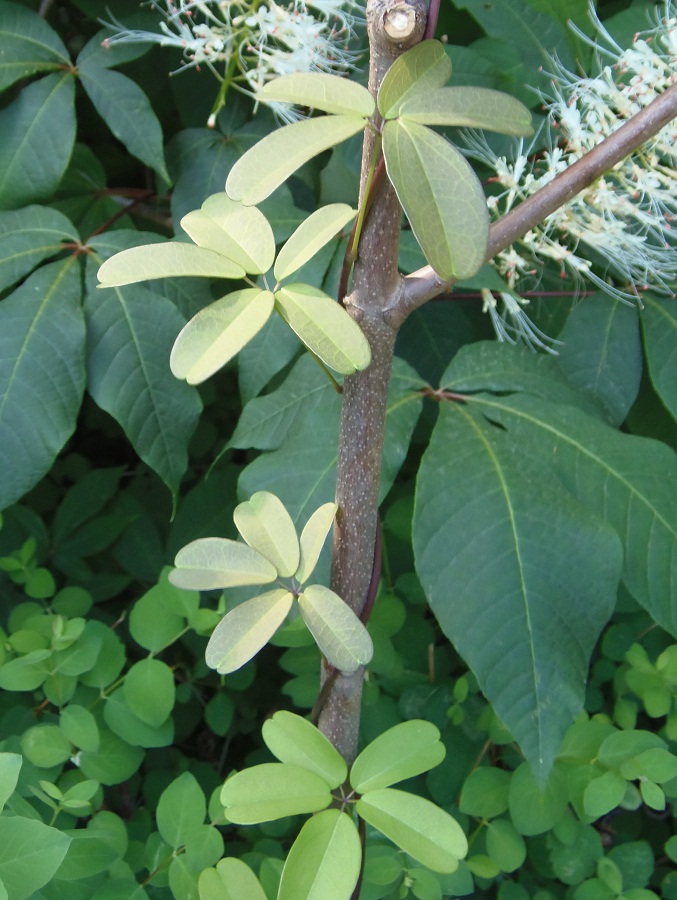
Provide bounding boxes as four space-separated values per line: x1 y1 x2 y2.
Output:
387 81 677 327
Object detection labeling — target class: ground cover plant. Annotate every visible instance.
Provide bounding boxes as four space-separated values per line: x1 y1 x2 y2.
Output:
0 0 676 897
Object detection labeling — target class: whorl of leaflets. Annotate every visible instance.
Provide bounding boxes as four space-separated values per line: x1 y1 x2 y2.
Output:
168 492 374 674
462 0 677 350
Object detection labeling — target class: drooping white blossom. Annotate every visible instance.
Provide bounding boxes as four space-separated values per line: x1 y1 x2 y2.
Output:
464 1 677 350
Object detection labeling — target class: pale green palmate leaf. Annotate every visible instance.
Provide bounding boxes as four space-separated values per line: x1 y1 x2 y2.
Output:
262 711 347 788
356 789 468 873
277 809 361 900
170 289 275 385
274 204 356 283
413 400 624 779
233 490 300 577
378 40 452 119
97 242 245 286
226 115 367 206
198 859 266 900
350 720 445 793
169 537 277 590
259 71 375 117
181 192 275 275
205 589 294 674
296 502 338 583
398 86 533 136
274 284 371 375
221 763 332 824
0 2 70 92
298 584 373 673
383 119 489 280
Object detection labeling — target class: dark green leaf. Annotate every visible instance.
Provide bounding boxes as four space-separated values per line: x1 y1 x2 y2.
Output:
0 2 69 91
0 206 78 293
641 293 677 422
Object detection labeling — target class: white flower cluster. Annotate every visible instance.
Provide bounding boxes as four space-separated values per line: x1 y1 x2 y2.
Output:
464 1 677 351
103 0 360 124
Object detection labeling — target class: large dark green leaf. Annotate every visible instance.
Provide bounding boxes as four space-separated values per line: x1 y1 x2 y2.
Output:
0 206 78 292
640 293 677 422
468 391 677 636
414 401 622 778
383 119 488 280
78 61 170 182
86 236 202 499
0 72 76 209
0 2 69 91
0 258 85 511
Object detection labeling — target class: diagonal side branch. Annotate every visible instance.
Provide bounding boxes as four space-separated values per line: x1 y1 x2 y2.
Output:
387 81 677 327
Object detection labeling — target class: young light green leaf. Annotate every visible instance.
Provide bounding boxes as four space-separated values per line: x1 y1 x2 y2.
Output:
355 788 468 873
298 584 373 672
221 763 332 824
97 242 245 287
383 119 488 280
259 72 375 117
198 858 267 900
296 502 338 583
350 720 445 793
182 193 275 274
205 589 294 674
0 818 71 900
275 284 371 375
157 773 206 848
226 115 367 206
278 809 361 900
123 659 175 728
170 288 275 385
274 204 357 282
233 491 300 577
170 537 278 591
262 711 347 788
398 86 533 136
378 40 452 119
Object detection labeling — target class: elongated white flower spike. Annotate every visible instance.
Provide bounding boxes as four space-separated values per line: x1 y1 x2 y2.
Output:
102 0 360 124
464 0 677 348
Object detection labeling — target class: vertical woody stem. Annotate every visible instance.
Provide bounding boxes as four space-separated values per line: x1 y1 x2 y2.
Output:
319 0 427 764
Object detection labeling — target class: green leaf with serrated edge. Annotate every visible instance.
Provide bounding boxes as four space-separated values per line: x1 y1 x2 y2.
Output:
383 119 488 280
221 763 332 824
296 502 338 583
260 72 374 116
85 242 202 499
233 491 300 577
170 289 274 385
398 86 533 136
0 72 75 211
298 584 373 672
0 818 71 900
463 392 677 638
182 192 275 274
278 809 361 900
0 754 21 813
262 711 347 788
156 773 206 848
641 293 677 422
274 204 356 282
199 858 267 900
97 242 245 286
78 61 169 182
170 537 277 591
0 206 78 293
378 40 452 119
275 284 371 374
226 115 367 206
205 589 293 674
124 659 175 728
0 3 69 91
350 721 445 793
356 789 467 873
413 402 622 778
0 258 85 511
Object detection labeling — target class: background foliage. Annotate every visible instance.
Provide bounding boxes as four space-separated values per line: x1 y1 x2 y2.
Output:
0 0 676 898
